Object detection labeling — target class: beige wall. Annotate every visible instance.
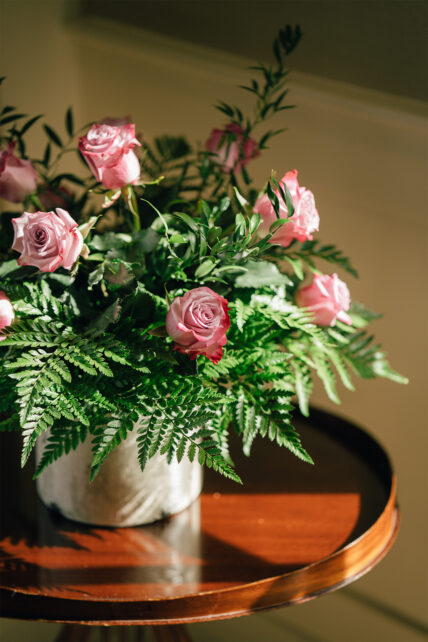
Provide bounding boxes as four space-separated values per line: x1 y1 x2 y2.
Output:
84 0 428 102
1 1 427 640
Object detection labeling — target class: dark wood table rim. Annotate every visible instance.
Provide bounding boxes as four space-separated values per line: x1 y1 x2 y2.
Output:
0 408 399 625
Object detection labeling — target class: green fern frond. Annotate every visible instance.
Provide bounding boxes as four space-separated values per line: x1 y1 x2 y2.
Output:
90 415 134 481
294 240 358 277
268 417 313 463
0 415 20 432
327 349 355 391
231 299 254 332
311 350 340 404
290 359 313 416
33 423 88 478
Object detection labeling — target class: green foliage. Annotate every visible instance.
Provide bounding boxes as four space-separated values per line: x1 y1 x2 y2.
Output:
291 240 358 278
34 423 88 477
0 25 406 485
200 295 317 464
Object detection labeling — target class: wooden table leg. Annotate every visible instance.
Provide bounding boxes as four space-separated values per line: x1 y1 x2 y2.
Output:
152 625 192 642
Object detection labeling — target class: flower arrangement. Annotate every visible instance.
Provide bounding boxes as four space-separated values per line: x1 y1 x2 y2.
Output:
0 27 407 485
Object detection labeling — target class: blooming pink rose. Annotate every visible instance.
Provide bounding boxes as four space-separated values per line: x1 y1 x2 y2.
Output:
295 273 352 326
78 123 141 189
254 169 319 247
0 143 38 203
12 208 83 272
166 287 230 364
0 291 14 341
206 123 259 173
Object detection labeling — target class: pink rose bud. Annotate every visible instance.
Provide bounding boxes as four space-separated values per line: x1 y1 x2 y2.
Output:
79 123 141 190
12 208 83 272
166 286 230 364
254 169 319 248
0 143 38 203
0 291 14 341
206 123 259 173
295 273 352 327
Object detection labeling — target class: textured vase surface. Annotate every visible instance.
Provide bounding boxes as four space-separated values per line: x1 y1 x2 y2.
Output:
35 430 203 527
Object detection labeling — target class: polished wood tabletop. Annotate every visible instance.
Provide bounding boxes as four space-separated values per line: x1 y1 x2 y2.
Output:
0 408 398 626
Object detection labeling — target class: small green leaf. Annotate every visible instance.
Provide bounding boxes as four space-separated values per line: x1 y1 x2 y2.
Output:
216 265 248 275
273 38 282 63
266 182 280 218
241 165 251 185
43 124 63 148
215 101 234 117
276 105 295 112
172 211 199 232
269 218 286 233
169 233 186 244
42 143 51 168
235 212 246 235
233 186 248 208
78 216 98 241
88 264 105 289
19 115 43 136
0 259 19 278
65 107 74 136
195 258 216 278
249 212 261 235
235 261 292 288
1 105 16 116
148 324 168 337
52 173 85 186
0 113 26 126
284 255 304 279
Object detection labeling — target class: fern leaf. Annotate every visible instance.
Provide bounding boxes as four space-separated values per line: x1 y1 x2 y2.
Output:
312 350 340 404
328 349 355 391
0 415 20 432
90 415 133 481
21 405 58 466
269 418 314 464
233 299 254 332
291 360 313 416
33 424 88 478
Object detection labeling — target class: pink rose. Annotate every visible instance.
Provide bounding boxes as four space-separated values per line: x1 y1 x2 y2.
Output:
295 273 352 326
0 291 14 341
0 143 38 203
166 286 230 364
254 169 319 247
78 123 141 189
12 208 83 272
206 123 259 173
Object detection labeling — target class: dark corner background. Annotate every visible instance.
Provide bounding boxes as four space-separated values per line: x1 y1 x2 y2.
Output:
80 0 428 102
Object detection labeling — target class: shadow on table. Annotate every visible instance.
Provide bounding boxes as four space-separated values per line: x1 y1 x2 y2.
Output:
0 408 392 600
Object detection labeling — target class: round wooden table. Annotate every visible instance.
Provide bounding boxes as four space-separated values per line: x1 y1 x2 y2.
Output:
0 408 398 641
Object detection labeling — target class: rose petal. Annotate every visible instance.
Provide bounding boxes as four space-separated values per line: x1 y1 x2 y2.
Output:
166 286 230 362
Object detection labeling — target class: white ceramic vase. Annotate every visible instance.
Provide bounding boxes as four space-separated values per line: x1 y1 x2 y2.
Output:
35 429 203 527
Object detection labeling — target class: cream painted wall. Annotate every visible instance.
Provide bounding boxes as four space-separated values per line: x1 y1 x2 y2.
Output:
1 1 427 639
